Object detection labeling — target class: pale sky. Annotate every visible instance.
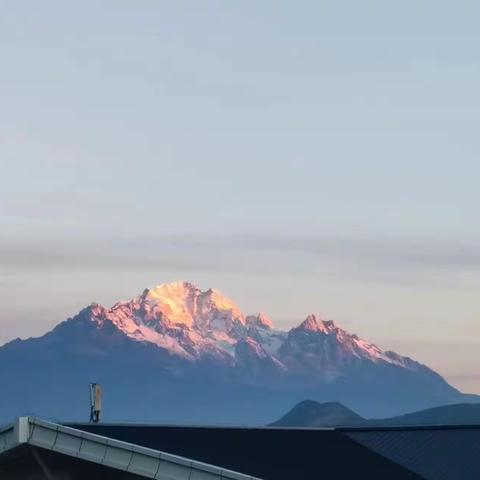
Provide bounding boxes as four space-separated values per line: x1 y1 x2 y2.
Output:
0 1 479 393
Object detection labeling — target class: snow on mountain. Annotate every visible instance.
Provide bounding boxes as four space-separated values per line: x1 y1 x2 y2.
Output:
139 282 245 329
235 337 287 377
246 313 274 330
276 314 412 378
70 282 423 375
81 281 278 363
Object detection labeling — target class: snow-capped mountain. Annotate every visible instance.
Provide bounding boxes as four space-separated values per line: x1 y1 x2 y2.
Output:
67 282 417 372
276 314 415 380
0 281 475 425
80 282 281 364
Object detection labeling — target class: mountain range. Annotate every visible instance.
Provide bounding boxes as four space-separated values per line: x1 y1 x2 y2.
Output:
0 281 477 425
271 400 480 427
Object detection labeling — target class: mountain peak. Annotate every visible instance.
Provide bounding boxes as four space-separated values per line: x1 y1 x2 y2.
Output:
136 281 243 326
143 280 199 299
140 282 241 315
94 281 250 356
246 313 274 330
81 302 106 319
298 314 336 333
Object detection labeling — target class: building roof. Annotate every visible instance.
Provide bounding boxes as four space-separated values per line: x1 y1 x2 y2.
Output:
72 422 480 480
4 417 479 479
0 417 260 480
71 423 427 480
344 424 480 480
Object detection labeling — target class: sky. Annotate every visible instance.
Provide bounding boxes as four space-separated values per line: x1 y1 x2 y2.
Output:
0 1 479 393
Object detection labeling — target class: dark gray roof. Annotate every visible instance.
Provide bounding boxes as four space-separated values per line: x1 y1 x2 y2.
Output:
7 418 477 480
345 425 480 480
72 423 426 479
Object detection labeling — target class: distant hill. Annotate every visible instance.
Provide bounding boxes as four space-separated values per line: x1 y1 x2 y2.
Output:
270 401 365 427
376 402 480 427
271 400 480 427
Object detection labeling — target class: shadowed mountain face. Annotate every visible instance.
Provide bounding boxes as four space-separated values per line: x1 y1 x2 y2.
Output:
271 400 480 427
0 282 476 425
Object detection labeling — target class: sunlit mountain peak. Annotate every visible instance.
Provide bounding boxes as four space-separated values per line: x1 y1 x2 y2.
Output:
298 314 336 333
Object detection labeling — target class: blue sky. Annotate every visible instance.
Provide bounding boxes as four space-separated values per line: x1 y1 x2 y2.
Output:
0 1 479 392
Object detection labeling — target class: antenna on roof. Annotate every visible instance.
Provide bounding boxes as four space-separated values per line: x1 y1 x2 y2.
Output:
89 383 102 423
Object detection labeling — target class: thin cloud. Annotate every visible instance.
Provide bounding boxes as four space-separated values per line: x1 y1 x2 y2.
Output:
1 234 480 278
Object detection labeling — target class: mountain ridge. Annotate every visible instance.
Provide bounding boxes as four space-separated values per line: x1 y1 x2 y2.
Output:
0 281 476 425
31 281 436 373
